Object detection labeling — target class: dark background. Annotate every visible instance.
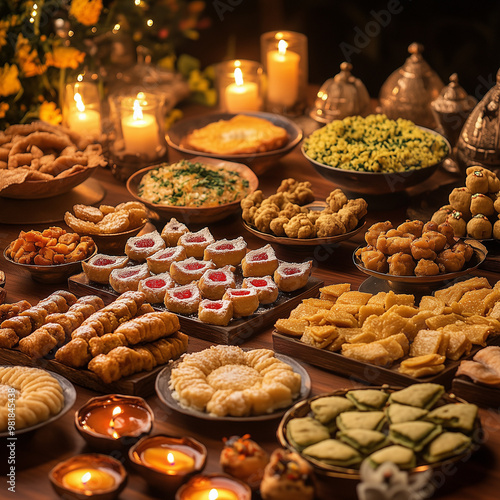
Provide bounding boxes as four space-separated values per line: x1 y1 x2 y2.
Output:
185 0 500 100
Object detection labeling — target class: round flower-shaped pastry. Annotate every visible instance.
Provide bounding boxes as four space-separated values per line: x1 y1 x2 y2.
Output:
138 273 175 303
125 230 165 262
169 346 302 417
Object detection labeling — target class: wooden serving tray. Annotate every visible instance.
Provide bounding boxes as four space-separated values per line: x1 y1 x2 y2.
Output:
451 376 500 408
68 273 324 345
0 347 166 396
272 331 500 389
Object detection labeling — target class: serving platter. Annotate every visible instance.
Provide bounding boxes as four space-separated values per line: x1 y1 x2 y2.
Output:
156 353 311 422
0 368 76 437
451 376 500 408
276 386 481 480
68 273 323 345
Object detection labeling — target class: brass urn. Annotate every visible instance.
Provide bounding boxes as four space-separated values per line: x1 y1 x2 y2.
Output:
379 42 444 129
310 62 371 123
456 68 500 172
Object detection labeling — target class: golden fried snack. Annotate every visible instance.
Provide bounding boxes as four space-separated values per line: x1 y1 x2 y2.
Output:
18 323 66 358
54 338 91 367
0 328 19 348
284 214 316 238
387 252 416 276
0 300 31 324
277 178 315 205
73 204 104 223
397 220 424 238
436 248 466 273
431 205 454 225
0 366 64 431
437 222 456 246
88 331 188 383
315 213 346 237
467 214 492 239
326 188 348 212
356 246 388 273
414 259 441 276
365 221 393 246
410 235 437 261
376 232 413 255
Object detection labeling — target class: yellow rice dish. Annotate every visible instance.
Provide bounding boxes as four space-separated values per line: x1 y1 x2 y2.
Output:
138 160 250 207
303 114 449 173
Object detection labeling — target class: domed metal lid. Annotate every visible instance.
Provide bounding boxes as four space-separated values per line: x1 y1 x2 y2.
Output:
431 74 477 113
310 62 371 123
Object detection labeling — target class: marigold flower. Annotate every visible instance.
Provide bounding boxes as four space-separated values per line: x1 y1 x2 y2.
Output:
0 102 9 119
39 101 62 125
0 64 22 97
69 0 103 26
46 46 86 69
16 34 47 77
0 20 9 49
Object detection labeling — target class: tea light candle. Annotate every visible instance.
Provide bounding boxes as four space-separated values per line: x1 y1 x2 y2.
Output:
49 454 127 500
225 67 260 112
121 97 160 155
266 39 300 107
67 92 101 138
76 395 154 451
61 468 116 493
176 474 251 500
129 435 207 493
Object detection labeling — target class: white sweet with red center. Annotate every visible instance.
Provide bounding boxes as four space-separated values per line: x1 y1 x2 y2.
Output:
146 246 187 274
138 272 174 303
161 217 189 246
125 230 166 262
242 275 279 305
82 254 129 285
109 263 150 294
247 244 276 262
170 257 215 285
198 299 233 326
178 227 215 258
223 287 259 317
203 237 247 267
274 260 312 293
165 283 201 314
199 265 236 300
241 244 278 278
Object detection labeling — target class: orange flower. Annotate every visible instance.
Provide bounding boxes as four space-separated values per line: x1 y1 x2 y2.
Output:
69 0 103 26
0 64 21 97
0 102 9 119
39 101 62 125
16 34 46 77
46 46 85 69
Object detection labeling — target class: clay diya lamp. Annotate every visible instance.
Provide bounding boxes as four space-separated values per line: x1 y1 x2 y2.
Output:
49 453 127 500
75 394 153 452
176 473 252 500
129 434 207 494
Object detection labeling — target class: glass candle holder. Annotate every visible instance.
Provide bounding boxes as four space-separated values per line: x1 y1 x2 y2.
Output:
216 60 264 113
108 91 167 180
260 31 308 116
63 81 102 140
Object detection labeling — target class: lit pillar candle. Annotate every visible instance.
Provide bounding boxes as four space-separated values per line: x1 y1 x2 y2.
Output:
61 468 116 493
67 92 101 139
121 98 160 155
225 67 260 112
266 39 300 107
188 487 239 500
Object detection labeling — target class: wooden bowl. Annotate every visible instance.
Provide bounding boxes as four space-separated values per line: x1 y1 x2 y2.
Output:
3 246 97 283
0 166 98 199
165 111 303 176
126 157 259 224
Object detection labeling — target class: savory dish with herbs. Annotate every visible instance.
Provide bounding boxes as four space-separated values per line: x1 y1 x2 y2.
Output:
137 160 251 207
303 114 449 173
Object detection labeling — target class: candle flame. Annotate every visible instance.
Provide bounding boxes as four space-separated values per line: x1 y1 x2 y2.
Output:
112 406 122 417
208 489 218 500
74 92 85 113
132 99 144 121
109 406 122 439
167 452 175 465
278 39 288 55
234 67 244 86
81 472 91 485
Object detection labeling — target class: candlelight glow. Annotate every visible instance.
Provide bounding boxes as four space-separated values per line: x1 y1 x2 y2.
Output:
109 406 122 439
234 67 244 86
74 92 85 113
132 100 144 121
209 489 218 500
278 39 288 55
81 472 91 485
167 452 175 465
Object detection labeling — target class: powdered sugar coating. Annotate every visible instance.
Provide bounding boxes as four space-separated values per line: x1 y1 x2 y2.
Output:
203 236 247 267
199 265 237 300
241 244 278 277
161 217 189 246
83 254 129 284
223 287 259 317
198 299 233 326
165 283 201 314
146 246 187 274
138 272 175 303
109 263 150 293
274 260 312 292
242 275 279 305
178 227 215 258
170 257 215 285
125 230 166 262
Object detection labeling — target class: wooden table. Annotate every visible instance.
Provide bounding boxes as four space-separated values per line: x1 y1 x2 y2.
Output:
1 120 500 500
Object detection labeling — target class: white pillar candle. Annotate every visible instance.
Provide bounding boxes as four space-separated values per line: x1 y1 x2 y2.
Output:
67 92 101 139
225 67 260 112
121 99 160 156
266 39 300 107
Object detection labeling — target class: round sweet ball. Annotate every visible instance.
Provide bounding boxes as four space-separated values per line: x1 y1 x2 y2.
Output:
467 214 492 240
